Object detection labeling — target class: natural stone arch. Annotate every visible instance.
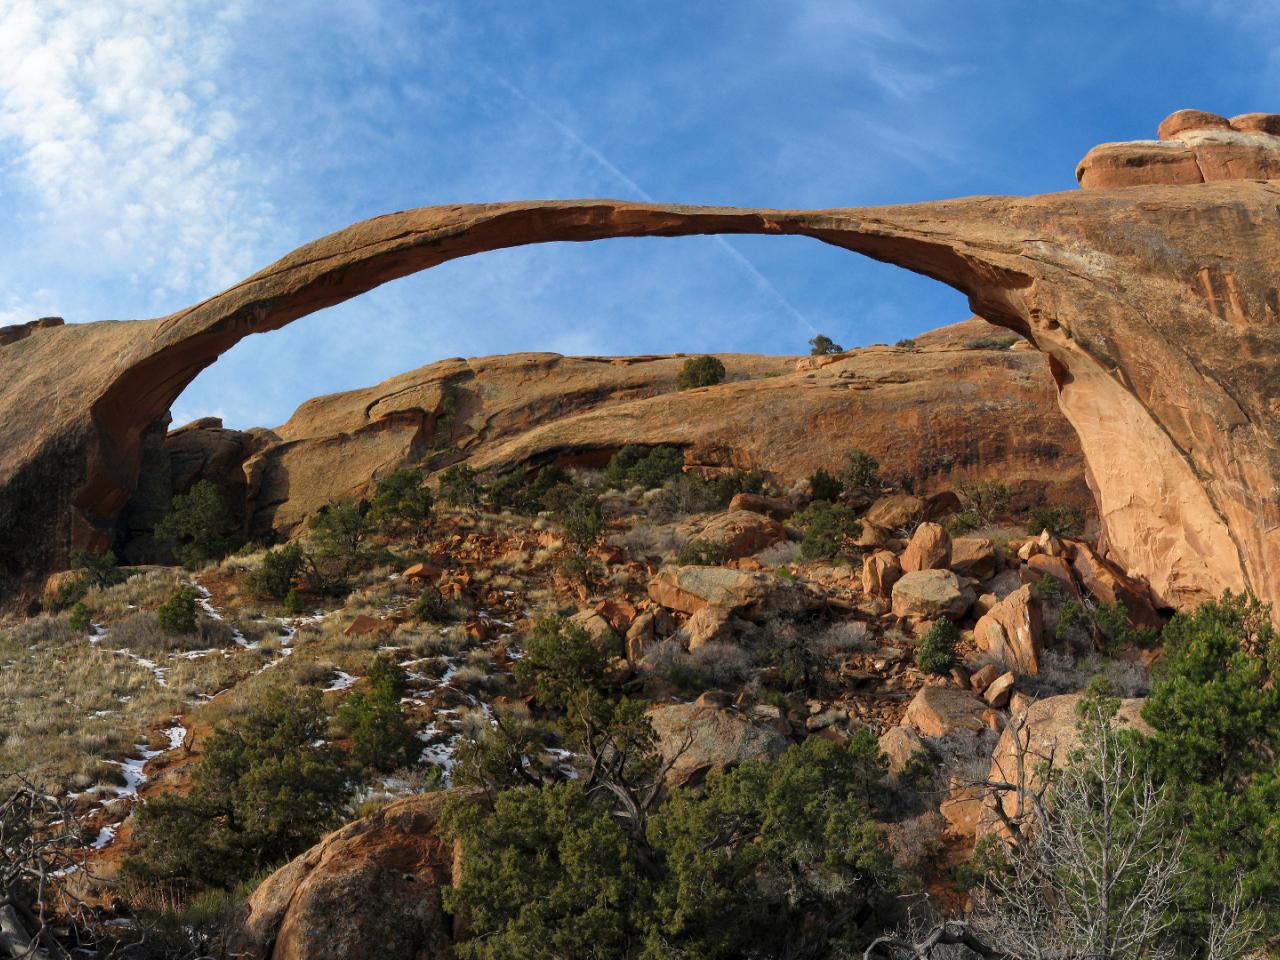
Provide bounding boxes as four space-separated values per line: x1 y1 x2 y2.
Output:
3 187 1279 613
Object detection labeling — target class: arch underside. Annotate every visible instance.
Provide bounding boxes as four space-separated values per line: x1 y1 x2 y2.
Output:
4 188 1278 612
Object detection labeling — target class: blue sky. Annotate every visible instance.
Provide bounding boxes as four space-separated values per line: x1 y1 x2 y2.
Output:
1 0 1277 428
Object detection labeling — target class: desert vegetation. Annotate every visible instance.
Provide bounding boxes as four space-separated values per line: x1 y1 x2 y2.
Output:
1 437 1274 960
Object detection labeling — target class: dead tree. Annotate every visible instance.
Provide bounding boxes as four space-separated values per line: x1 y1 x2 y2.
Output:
0 775 95 959
867 702 1267 960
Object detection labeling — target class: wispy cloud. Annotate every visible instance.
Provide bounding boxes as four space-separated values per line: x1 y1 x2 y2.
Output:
0 0 268 309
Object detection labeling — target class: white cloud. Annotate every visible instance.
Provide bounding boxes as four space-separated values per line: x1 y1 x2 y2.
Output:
0 0 268 306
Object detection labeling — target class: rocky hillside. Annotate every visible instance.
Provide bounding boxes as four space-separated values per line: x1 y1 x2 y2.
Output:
118 317 1088 556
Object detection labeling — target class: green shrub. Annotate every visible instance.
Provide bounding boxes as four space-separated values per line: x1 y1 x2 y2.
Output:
155 479 240 567
808 467 843 503
677 355 726 389
368 469 433 538
756 627 824 690
1140 593 1280 947
895 337 919 350
1026 503 1085 539
443 733 897 959
67 601 91 632
282 588 304 615
337 654 423 773
967 336 1019 350
488 466 571 514
604 445 685 490
452 708 556 796
796 501 860 560
675 538 730 566
157 586 199 635
839 449 881 494
245 543 305 600
70 548 123 587
127 688 350 893
956 478 1012 526
438 463 483 510
552 488 604 556
412 587 448 623
306 500 372 591
515 617 620 713
709 468 767 502
808 333 844 355
914 619 958 674
53 549 124 610
1054 597 1157 652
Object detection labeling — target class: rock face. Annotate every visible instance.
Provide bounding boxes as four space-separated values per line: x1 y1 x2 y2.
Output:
239 321 1079 539
4 115 1280 614
228 790 465 960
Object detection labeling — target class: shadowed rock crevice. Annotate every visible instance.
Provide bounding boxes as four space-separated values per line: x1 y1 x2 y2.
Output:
3 171 1279 610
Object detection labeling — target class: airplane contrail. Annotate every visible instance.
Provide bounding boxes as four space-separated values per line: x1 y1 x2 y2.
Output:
491 73 818 337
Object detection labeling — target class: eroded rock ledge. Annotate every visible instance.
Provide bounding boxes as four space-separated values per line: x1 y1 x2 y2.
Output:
2 113 1279 612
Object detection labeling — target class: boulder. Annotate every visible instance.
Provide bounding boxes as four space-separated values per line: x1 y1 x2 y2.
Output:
647 565 815 619
677 605 736 651
1078 109 1280 190
904 685 988 738
688 510 787 559
647 703 788 787
727 492 794 520
852 520 888 548
891 569 975 621
901 522 951 573
878 724 928 777
403 562 441 582
625 609 655 661
594 598 636 634
1157 108 1232 140
940 778 985 838
228 790 469 960
1024 553 1078 596
969 663 1000 693
1230 112 1280 135
973 585 1043 675
861 550 902 598
1066 540 1162 629
950 537 998 579
41 570 84 610
983 671 1016 708
343 614 394 639
569 608 615 640
985 569 1024 599
980 694 1148 837
865 494 926 531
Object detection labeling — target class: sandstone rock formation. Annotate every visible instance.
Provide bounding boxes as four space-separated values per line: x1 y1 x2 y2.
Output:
228 790 466 960
204 320 1083 540
1078 110 1280 189
903 685 988 738
4 115 1280 613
